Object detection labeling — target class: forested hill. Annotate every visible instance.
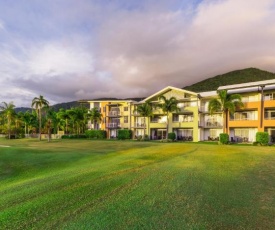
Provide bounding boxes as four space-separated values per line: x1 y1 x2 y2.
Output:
183 68 275 92
15 101 89 113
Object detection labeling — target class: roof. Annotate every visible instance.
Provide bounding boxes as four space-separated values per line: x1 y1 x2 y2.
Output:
199 91 217 97
141 86 198 103
80 98 138 103
218 79 275 90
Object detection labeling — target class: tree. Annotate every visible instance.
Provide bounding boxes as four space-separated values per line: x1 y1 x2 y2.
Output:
134 103 153 139
89 107 102 130
157 96 179 139
57 108 70 134
67 107 87 134
31 95 49 140
0 102 16 139
208 90 243 133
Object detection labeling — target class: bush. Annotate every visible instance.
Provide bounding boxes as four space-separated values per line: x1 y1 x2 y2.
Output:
219 133 229 144
168 132 176 141
85 130 107 139
117 129 132 140
256 132 269 146
136 135 143 141
61 134 87 139
144 134 150 141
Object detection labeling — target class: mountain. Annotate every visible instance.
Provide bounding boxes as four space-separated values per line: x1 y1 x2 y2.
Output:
183 68 275 92
15 101 89 113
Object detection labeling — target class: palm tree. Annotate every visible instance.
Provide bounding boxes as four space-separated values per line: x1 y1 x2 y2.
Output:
208 90 243 133
67 107 86 134
31 95 49 140
89 107 102 130
157 96 179 139
0 102 16 139
57 109 70 134
134 102 153 139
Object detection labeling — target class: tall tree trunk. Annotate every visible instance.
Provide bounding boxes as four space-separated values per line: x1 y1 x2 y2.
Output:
143 116 146 139
25 122 27 136
223 110 228 134
166 113 169 139
39 109 42 141
65 119 68 134
8 118 11 139
147 117 150 140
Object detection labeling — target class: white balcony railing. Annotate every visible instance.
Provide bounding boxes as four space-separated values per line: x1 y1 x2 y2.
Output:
106 123 121 128
108 111 121 117
134 123 146 128
173 119 194 122
150 120 166 123
133 111 141 116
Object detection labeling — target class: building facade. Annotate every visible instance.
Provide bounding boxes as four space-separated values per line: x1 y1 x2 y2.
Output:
84 80 275 142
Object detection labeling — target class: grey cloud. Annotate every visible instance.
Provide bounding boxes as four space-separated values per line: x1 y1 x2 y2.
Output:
1 0 275 107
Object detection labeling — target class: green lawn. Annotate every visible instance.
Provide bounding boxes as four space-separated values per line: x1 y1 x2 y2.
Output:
0 139 274 229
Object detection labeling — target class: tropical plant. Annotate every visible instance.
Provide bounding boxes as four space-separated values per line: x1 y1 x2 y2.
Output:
18 111 37 136
134 103 153 139
57 108 70 134
208 90 243 133
0 102 16 139
67 107 87 134
31 95 50 140
89 107 102 130
158 96 179 139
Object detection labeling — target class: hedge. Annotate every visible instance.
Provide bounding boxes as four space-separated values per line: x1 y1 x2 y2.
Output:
61 134 87 139
118 129 132 140
85 130 107 139
219 133 229 144
256 132 269 146
168 132 176 141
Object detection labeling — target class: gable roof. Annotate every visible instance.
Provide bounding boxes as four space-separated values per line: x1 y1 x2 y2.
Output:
141 86 197 103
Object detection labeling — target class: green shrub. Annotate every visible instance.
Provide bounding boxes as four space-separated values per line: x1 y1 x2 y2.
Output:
85 130 107 139
144 134 150 141
117 129 132 140
168 132 176 141
61 134 87 139
219 133 229 144
136 135 143 141
256 132 269 146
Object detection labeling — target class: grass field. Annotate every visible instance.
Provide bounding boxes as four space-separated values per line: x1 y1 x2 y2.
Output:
0 139 274 229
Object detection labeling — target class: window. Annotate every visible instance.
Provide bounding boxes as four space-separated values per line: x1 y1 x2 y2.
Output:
124 106 128 111
124 116 128 123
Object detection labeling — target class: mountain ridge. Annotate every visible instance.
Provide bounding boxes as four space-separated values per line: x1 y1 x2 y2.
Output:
183 68 275 92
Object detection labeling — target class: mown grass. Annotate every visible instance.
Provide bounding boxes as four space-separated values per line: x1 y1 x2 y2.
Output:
0 138 274 229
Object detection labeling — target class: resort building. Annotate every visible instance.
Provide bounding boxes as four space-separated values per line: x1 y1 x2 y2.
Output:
86 99 136 139
84 79 275 142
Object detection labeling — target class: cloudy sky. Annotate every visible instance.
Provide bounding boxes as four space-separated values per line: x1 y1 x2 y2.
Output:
1 0 275 107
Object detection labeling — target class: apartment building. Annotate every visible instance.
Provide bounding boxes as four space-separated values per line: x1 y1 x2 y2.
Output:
84 79 275 142
86 99 135 138
136 86 200 141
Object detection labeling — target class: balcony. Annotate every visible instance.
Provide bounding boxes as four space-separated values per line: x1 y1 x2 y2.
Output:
133 123 146 128
173 118 194 122
200 121 223 128
230 118 256 121
133 111 141 116
108 111 121 117
106 123 121 128
265 116 275 120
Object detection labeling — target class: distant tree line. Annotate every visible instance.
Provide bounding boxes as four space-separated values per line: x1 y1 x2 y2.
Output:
0 96 101 140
